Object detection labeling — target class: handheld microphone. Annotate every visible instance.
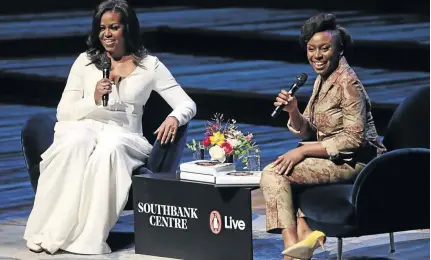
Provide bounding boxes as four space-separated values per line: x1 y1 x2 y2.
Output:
271 73 308 118
101 55 111 107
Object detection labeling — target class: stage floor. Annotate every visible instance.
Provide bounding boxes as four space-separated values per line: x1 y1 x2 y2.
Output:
1 190 429 260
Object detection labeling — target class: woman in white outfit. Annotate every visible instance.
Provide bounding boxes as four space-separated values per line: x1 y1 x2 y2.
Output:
24 0 196 255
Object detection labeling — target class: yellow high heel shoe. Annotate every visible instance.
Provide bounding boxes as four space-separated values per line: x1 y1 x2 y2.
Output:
281 230 326 259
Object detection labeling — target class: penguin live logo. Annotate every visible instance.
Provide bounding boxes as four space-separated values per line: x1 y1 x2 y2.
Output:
209 210 246 234
209 210 222 234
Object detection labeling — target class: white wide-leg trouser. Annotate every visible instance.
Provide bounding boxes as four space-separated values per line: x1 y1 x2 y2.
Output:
23 119 152 254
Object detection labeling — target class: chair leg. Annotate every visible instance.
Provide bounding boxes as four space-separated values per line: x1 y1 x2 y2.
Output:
389 232 395 253
337 237 343 260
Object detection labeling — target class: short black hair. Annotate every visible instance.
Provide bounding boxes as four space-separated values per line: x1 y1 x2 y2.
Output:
86 0 147 69
299 13 353 52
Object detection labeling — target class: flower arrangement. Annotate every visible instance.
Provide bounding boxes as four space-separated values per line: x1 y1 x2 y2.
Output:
186 113 259 164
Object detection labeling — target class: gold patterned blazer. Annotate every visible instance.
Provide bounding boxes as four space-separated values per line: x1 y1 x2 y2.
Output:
288 57 386 163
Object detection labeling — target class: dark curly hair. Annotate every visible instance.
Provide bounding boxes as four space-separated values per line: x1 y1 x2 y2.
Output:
299 14 353 53
85 0 148 69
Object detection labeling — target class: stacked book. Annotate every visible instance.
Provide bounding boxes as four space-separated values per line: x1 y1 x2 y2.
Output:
179 160 261 187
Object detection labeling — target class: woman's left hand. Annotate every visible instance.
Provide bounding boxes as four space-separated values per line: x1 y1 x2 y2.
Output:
273 148 305 176
154 116 179 144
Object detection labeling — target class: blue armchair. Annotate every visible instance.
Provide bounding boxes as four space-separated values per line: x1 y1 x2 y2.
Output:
21 113 189 210
297 86 430 259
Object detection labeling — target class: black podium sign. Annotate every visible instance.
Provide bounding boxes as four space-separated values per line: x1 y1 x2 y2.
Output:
132 173 254 260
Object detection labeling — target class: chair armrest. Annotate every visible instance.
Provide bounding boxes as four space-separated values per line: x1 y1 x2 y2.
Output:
352 148 430 229
21 113 56 170
147 123 189 173
21 113 56 193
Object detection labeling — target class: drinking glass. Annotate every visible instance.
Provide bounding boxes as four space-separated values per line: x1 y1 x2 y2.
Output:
246 150 261 171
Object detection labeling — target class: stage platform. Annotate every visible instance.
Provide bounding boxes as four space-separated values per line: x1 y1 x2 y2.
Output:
1 215 429 259
0 105 429 260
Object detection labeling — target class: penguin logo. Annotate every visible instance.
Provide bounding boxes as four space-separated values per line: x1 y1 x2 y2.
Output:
209 210 222 235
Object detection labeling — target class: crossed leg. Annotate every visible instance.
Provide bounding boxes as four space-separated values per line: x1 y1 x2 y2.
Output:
260 157 363 259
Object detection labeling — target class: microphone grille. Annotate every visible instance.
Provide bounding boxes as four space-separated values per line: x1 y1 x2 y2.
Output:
296 73 308 85
101 53 111 69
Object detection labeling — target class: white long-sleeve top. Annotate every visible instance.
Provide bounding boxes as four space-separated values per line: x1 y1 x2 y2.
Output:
56 52 197 134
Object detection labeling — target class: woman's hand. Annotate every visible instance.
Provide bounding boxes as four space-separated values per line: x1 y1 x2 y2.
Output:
274 89 298 113
94 78 113 104
273 148 305 176
154 116 180 144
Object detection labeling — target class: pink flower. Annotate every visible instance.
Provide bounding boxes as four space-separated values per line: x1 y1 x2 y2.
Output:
220 142 233 155
227 138 238 148
245 133 253 141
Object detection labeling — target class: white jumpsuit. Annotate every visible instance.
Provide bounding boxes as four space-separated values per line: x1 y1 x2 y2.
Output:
23 53 196 254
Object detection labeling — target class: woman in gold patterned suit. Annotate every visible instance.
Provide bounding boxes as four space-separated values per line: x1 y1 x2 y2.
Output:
260 14 386 260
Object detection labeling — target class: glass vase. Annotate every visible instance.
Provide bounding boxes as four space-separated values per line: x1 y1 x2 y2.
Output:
192 144 205 161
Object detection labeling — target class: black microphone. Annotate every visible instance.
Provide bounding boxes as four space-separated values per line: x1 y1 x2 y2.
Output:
101 55 111 107
271 73 308 118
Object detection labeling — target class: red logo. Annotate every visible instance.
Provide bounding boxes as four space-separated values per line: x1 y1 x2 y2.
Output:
209 210 222 234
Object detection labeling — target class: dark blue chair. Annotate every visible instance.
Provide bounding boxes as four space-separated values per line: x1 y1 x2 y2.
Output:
21 112 189 210
297 86 430 259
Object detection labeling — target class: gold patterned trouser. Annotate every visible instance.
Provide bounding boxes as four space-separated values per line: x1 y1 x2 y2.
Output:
260 157 365 233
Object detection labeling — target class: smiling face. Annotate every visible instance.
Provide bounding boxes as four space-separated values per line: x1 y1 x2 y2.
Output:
99 11 125 57
306 31 342 79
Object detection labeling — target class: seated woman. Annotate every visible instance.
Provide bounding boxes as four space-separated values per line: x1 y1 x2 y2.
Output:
23 0 196 255
260 13 386 260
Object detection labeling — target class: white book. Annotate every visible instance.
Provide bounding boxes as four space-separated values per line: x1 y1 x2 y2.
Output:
179 171 215 183
179 160 235 175
179 170 261 187
215 171 261 186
